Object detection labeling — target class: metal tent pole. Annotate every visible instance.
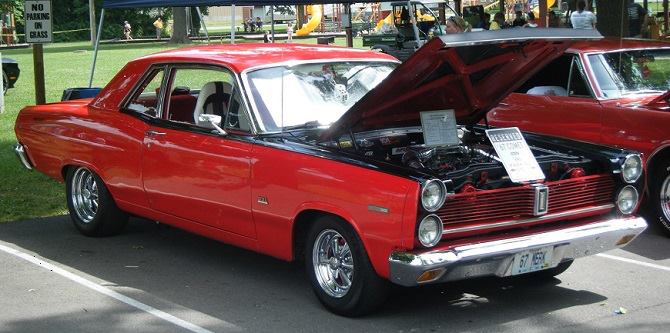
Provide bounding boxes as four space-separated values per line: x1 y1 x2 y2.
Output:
271 6 275 42
231 4 236 44
88 8 104 88
196 7 210 43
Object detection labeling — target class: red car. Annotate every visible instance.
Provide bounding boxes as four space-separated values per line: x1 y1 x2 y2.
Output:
488 38 670 235
14 30 647 316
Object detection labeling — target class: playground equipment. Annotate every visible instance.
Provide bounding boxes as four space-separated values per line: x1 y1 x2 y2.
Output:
296 5 323 36
364 1 454 62
532 0 557 18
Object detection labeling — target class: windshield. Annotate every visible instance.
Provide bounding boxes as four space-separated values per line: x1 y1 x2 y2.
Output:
588 49 670 98
245 61 396 133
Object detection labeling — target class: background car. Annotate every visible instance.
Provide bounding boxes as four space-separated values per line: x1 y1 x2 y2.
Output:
2 57 19 94
14 30 646 315
488 38 670 235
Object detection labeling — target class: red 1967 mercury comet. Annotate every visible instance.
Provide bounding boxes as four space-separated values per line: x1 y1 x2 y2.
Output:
14 29 647 316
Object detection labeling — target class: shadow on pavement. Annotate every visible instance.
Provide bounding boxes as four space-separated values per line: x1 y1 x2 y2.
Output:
0 216 611 332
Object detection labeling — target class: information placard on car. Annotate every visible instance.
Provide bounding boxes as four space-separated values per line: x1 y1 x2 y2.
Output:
486 127 545 183
420 110 459 147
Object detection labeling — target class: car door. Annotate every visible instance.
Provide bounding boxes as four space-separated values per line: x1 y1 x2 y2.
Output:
489 54 604 144
139 65 255 238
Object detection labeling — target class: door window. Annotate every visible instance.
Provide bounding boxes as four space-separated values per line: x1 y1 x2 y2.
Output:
163 67 251 133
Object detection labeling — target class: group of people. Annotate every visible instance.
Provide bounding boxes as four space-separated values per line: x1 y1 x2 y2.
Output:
243 17 263 33
122 18 164 40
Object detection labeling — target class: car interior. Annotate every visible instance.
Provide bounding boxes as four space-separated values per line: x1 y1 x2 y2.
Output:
515 54 592 98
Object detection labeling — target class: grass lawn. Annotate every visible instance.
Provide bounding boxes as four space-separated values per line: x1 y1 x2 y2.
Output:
0 37 364 223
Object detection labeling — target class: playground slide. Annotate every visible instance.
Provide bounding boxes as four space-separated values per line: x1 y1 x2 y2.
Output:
375 13 393 32
296 5 322 36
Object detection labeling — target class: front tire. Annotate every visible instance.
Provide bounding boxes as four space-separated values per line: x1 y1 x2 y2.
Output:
651 160 670 236
66 166 128 236
305 216 389 316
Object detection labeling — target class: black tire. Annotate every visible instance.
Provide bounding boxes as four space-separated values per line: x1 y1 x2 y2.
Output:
305 216 389 316
650 160 670 236
65 166 128 237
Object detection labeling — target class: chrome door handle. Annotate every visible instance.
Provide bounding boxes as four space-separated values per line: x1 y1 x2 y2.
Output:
145 130 166 137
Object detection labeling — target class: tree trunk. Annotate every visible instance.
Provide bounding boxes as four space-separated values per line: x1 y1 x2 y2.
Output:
170 7 191 44
595 0 628 38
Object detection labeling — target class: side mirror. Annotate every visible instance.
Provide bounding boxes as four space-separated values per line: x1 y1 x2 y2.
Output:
198 114 227 136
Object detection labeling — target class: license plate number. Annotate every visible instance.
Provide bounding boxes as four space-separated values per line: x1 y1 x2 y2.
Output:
511 246 554 275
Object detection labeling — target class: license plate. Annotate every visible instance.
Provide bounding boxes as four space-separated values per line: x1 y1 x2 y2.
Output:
511 246 554 275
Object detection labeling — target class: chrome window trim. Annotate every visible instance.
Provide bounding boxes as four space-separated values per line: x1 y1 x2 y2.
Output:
240 58 400 134
441 204 615 235
582 46 670 100
120 64 169 119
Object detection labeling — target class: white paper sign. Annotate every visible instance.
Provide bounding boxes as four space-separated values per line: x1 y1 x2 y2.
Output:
25 0 53 43
420 110 459 147
486 127 545 183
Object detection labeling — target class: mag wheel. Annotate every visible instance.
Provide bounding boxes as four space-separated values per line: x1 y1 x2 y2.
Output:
305 216 388 316
66 166 128 237
652 161 670 236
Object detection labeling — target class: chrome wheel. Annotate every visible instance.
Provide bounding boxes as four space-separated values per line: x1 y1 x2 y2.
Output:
312 229 354 298
71 168 99 224
661 174 670 222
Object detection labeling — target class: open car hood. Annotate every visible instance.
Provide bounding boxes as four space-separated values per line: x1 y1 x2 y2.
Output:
322 29 602 140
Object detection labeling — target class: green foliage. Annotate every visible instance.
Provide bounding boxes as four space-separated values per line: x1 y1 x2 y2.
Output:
270 5 296 16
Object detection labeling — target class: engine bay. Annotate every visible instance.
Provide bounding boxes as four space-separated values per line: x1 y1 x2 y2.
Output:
326 126 599 192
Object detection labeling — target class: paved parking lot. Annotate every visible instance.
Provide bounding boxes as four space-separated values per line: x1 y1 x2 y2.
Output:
1 215 669 333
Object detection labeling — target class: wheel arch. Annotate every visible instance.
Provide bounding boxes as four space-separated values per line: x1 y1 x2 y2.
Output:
292 208 368 262
646 145 670 196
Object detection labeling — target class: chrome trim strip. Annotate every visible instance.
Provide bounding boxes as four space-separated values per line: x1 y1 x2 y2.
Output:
389 216 647 287
368 205 389 214
442 204 615 235
14 144 33 170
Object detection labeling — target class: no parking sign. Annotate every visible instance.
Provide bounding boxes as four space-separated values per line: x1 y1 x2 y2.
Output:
24 0 53 43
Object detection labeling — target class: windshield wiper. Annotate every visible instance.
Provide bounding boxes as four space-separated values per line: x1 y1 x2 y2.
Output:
282 120 327 131
622 89 665 95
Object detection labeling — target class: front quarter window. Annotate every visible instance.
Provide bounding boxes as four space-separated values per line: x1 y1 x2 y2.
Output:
245 61 396 133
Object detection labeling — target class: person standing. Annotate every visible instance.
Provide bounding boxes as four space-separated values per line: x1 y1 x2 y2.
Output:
490 12 506 30
153 17 164 40
627 0 648 37
570 1 597 29
287 21 294 42
123 20 133 40
524 12 538 27
512 11 527 27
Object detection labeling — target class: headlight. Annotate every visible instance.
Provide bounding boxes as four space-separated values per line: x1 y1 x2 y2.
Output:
617 185 639 215
421 179 446 212
621 154 642 183
418 214 443 247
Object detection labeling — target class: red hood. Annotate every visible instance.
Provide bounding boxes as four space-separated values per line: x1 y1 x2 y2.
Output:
323 29 601 140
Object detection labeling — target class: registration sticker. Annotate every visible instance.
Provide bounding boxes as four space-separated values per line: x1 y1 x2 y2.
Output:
511 246 554 275
485 127 545 183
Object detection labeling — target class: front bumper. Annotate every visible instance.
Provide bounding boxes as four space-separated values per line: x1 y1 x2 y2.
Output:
14 143 33 170
388 216 647 287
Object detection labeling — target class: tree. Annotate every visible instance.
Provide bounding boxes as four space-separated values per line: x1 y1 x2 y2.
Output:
170 6 190 43
595 0 629 38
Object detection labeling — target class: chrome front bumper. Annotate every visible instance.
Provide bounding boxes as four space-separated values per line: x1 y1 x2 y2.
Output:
388 216 647 287
14 143 33 170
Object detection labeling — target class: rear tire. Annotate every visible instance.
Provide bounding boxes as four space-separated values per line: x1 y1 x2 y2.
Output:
650 160 670 236
66 166 128 237
305 216 389 316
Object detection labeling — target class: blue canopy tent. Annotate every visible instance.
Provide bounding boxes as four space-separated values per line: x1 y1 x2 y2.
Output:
90 0 422 87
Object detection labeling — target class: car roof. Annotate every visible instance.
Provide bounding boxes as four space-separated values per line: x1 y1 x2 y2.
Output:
133 43 399 72
568 38 670 53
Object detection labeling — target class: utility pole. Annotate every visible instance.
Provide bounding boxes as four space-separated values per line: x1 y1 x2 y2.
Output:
89 0 96 45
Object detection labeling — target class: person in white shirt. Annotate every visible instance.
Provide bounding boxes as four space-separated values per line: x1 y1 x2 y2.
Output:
570 0 597 29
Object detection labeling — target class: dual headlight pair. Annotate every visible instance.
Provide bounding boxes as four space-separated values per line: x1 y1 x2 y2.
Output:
617 154 643 215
